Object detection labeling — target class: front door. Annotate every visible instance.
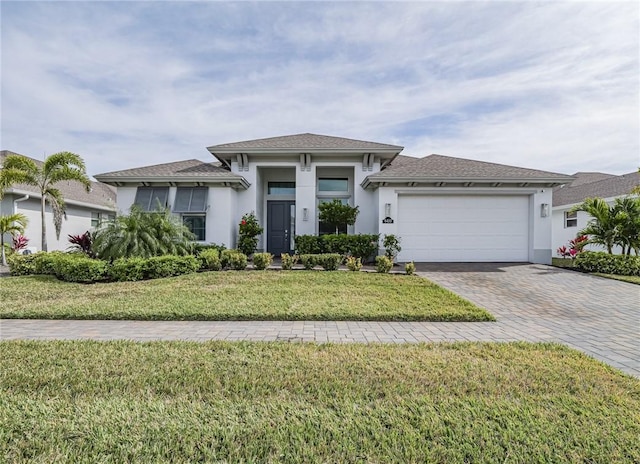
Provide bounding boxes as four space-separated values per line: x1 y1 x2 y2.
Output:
267 201 295 256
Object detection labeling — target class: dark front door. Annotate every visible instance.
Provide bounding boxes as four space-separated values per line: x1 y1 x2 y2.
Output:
267 201 295 256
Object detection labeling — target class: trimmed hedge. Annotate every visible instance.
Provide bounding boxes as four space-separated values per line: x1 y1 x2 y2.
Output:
54 256 110 283
294 234 378 261
252 252 273 270
375 256 393 273
574 251 640 276
199 249 222 271
298 254 342 271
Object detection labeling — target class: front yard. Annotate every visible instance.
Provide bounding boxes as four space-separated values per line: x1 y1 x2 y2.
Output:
1 341 638 463
0 271 494 321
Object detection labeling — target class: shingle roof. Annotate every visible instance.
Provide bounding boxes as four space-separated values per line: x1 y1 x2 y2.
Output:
207 133 403 151
553 171 639 207
1 150 116 209
94 159 234 179
370 154 572 181
567 172 617 187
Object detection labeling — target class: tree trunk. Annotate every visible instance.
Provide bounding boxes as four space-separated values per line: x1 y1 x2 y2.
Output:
1 233 6 266
41 195 48 252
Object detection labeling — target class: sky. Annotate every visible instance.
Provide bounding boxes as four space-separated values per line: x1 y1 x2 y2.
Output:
1 1 638 178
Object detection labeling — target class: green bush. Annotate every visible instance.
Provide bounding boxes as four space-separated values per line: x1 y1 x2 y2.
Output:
199 249 222 271
294 234 379 261
54 256 109 283
252 252 273 270
375 256 393 273
405 261 416 276
280 253 298 270
35 252 74 275
228 252 248 270
238 212 263 256
220 249 239 268
7 253 41 276
295 235 323 255
194 243 226 256
345 256 362 272
383 234 402 261
109 257 147 282
300 254 317 270
574 251 640 276
318 253 342 271
143 255 200 279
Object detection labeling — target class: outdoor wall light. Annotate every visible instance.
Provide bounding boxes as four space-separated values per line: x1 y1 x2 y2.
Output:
384 203 391 217
303 207 309 221
540 203 549 217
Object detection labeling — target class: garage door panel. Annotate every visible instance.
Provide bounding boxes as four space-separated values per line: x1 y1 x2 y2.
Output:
397 195 529 262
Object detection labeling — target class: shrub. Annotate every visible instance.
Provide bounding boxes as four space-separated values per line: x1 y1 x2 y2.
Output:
345 256 362 272
322 234 350 256
253 252 273 270
11 235 29 253
300 254 317 270
280 253 298 270
110 257 148 281
36 251 83 275
228 252 248 270
375 255 393 273
7 253 41 276
194 243 226 256
383 234 402 261
318 253 342 271
54 256 109 283
405 261 416 276
237 212 263 256
143 255 200 279
574 251 640 276
199 249 222 271
67 231 95 258
348 234 379 262
220 249 239 268
295 235 323 255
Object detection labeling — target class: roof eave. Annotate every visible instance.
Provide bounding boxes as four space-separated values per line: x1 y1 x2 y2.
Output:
94 175 250 190
207 147 402 162
4 187 116 211
362 176 574 189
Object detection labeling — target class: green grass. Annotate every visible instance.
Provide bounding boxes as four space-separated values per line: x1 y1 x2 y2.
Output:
552 257 575 268
594 273 640 285
0 271 493 321
1 341 638 463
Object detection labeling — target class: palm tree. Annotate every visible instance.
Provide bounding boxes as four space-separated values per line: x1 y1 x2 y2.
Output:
612 197 640 255
0 213 28 266
0 152 91 252
571 198 619 254
93 205 195 260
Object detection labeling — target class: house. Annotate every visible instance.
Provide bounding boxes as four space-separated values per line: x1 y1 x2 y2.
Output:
0 150 117 252
95 133 573 263
552 170 640 254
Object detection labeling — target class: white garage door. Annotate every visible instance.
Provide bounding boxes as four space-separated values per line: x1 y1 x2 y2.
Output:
397 195 530 262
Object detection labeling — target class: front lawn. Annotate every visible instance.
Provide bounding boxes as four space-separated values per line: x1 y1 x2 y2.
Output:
0 271 494 321
594 273 640 285
1 341 638 463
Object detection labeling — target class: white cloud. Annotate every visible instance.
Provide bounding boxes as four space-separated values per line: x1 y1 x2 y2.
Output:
1 1 638 177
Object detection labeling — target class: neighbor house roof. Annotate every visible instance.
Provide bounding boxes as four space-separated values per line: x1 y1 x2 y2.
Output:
553 171 639 207
367 154 573 184
207 133 403 152
1 150 116 210
566 172 617 187
94 159 249 188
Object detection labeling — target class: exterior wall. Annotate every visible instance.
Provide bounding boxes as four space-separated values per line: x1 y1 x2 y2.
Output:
552 196 623 254
2 193 112 252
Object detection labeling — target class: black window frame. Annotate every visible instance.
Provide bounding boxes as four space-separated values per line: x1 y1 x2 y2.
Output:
173 187 208 213
134 187 169 211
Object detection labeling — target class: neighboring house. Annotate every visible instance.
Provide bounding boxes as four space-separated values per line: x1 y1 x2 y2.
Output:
0 150 117 252
552 170 640 254
95 133 572 263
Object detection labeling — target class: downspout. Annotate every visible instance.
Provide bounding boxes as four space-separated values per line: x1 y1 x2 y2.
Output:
13 194 29 214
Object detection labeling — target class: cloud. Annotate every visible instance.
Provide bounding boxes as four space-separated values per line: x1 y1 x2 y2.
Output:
1 1 638 177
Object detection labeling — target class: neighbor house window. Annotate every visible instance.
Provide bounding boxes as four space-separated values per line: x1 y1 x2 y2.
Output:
91 212 116 228
268 182 295 195
182 215 206 241
565 211 577 228
134 187 169 211
91 212 100 228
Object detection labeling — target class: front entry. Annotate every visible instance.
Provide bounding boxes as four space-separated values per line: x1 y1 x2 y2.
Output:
267 201 295 255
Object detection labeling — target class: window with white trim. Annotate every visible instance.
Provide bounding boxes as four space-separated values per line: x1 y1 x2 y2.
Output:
182 215 206 241
134 187 169 211
173 187 207 213
317 178 350 235
565 211 577 228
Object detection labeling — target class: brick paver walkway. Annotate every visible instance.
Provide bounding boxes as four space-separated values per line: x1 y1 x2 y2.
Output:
1 264 638 377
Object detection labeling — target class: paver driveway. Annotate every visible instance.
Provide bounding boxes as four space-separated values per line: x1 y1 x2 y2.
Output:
1 263 638 377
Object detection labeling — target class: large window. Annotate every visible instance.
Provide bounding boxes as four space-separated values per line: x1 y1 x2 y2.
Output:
318 198 349 235
183 215 206 241
134 187 169 211
565 211 577 228
317 178 350 235
174 187 207 212
318 178 348 193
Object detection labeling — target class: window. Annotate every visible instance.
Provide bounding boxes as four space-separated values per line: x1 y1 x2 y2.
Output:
565 211 577 228
318 198 348 235
174 187 207 212
318 178 348 193
183 215 206 241
268 182 295 195
91 212 116 228
134 187 169 211
91 212 100 228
